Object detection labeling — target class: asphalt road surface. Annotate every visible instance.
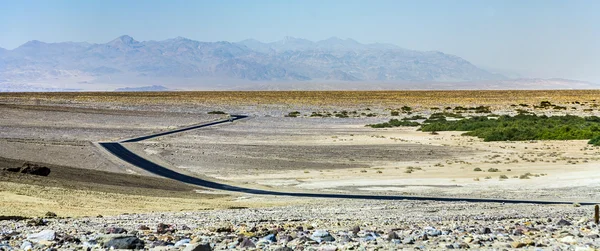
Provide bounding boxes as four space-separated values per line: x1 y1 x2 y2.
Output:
100 115 597 205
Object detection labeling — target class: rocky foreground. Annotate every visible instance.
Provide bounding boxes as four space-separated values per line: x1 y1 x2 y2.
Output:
1 200 599 250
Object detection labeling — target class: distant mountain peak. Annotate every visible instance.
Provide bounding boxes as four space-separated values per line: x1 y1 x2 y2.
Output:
323 36 357 42
20 40 47 47
108 35 138 46
280 36 312 44
172 36 192 41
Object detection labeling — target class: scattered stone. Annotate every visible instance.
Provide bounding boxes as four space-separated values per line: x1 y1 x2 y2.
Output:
27 230 55 242
312 230 335 242
239 238 255 248
105 226 127 234
20 241 33 251
557 219 573 226
156 223 176 234
387 231 399 240
102 235 145 250
560 235 576 244
26 218 45 226
183 243 212 251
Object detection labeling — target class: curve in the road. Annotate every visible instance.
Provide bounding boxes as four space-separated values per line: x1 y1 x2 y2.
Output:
100 115 597 205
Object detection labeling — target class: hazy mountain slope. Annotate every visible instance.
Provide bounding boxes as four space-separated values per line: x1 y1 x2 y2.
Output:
0 35 505 90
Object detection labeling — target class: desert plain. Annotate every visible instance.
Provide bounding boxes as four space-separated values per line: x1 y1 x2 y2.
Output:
2 90 600 250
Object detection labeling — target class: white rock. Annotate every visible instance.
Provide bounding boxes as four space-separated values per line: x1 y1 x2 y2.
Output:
27 230 55 242
560 236 576 244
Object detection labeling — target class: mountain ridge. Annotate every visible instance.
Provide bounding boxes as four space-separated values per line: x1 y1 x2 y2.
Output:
1 35 509 90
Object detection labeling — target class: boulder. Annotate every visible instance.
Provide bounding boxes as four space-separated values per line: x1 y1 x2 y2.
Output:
183 243 212 251
156 223 176 234
100 235 144 250
239 238 255 248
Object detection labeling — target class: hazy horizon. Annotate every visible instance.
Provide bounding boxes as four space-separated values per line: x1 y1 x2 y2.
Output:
1 0 599 83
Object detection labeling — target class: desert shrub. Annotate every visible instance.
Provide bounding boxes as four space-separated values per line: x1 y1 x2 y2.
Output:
499 175 509 179
401 106 412 112
553 106 567 110
368 119 420 128
473 167 482 171
488 168 499 172
589 135 600 146
286 111 301 117
403 115 427 120
391 110 400 116
208 111 226 114
335 111 349 118
310 112 324 117
539 101 553 108
519 173 532 179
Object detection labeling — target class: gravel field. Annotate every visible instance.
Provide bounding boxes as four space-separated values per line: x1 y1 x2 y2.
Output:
1 200 599 250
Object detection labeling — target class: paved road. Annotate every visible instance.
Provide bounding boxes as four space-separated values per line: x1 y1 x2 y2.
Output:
100 115 597 205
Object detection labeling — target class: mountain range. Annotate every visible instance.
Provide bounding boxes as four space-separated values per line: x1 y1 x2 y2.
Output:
0 35 595 91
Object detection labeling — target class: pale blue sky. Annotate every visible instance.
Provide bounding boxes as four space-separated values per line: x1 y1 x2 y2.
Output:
1 0 598 82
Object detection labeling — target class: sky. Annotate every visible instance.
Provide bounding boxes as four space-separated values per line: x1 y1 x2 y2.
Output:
1 0 598 82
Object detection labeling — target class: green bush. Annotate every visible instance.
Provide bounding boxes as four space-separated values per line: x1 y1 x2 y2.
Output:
368 119 420 128
590 135 600 146
420 114 600 144
391 110 400 116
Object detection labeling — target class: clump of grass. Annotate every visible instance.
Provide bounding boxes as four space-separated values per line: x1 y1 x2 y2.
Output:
208 111 226 114
391 110 400 116
473 167 482 172
484 176 492 179
487 168 500 172
499 175 509 179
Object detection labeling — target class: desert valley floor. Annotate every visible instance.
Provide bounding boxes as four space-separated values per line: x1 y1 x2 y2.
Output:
2 91 600 250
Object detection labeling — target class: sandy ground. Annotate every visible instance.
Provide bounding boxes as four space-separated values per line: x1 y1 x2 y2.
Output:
137 115 600 202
